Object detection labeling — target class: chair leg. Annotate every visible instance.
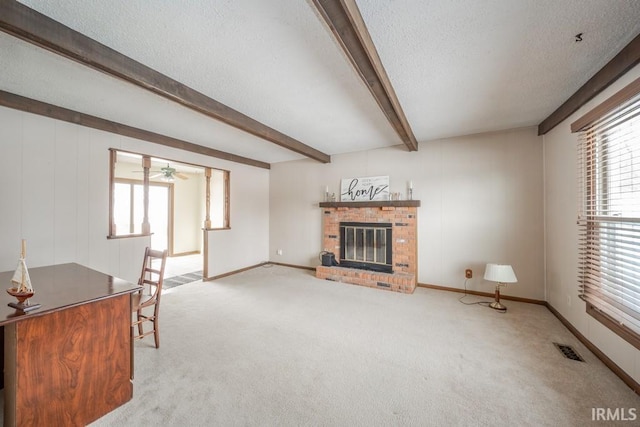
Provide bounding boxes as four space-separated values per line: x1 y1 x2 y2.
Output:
153 310 160 348
137 310 144 337
154 321 160 349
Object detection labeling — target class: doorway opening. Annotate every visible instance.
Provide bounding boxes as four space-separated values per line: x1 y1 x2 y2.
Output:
109 149 230 281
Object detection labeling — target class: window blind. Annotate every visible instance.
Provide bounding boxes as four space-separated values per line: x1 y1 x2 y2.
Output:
577 92 640 336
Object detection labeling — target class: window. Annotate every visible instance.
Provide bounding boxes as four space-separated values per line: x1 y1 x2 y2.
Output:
574 79 640 349
113 180 141 235
113 179 171 247
205 167 230 230
108 149 230 244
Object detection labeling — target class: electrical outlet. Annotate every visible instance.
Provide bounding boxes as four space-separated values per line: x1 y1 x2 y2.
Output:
465 269 473 279
276 249 283 256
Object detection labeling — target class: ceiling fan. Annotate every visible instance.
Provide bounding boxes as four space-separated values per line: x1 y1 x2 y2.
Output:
149 164 188 181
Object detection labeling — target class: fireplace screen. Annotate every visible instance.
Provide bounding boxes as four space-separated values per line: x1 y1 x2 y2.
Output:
339 222 392 273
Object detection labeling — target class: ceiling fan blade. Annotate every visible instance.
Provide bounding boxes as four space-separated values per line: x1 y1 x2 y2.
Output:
149 173 163 179
174 172 189 180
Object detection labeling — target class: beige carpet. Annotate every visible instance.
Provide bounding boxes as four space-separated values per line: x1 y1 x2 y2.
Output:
91 265 639 426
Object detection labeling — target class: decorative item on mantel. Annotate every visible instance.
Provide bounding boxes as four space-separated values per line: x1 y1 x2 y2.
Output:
7 239 41 312
340 176 389 202
408 180 413 200
323 186 336 202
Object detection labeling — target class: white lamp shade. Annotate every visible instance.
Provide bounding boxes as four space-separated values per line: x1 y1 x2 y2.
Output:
484 263 517 283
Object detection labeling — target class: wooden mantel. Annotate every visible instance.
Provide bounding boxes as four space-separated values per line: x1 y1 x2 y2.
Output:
319 200 420 208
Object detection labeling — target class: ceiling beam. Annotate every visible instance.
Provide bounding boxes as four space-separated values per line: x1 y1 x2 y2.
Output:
0 90 271 170
538 32 640 135
311 0 418 151
0 0 330 163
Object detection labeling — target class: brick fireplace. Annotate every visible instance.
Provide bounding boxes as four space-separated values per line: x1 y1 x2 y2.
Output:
316 200 419 293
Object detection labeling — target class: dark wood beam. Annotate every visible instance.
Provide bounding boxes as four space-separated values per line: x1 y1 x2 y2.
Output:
0 0 330 163
538 32 640 135
571 75 640 133
311 0 418 151
0 90 271 170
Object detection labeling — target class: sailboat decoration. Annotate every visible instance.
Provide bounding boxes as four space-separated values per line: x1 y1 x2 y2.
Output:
11 239 32 293
7 239 40 311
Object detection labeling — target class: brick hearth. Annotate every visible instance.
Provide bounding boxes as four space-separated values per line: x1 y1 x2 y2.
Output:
316 201 419 293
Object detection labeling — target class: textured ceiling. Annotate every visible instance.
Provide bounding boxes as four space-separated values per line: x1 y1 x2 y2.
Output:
0 33 304 164
358 0 640 140
3 0 640 165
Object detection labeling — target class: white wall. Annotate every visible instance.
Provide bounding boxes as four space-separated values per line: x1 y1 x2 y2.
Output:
270 127 544 300
172 173 204 255
206 167 270 277
0 107 269 283
544 63 640 383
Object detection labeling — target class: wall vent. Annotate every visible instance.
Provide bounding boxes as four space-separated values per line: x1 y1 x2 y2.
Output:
553 343 585 362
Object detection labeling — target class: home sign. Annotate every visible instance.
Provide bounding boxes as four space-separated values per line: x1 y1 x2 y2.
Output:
340 176 389 202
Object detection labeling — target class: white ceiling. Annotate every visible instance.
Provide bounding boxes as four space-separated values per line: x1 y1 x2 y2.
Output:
3 0 640 165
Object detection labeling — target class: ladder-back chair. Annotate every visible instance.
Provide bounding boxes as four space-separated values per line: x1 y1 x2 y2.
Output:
132 247 168 348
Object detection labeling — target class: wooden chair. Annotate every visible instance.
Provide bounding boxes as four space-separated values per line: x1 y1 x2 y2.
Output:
132 247 168 348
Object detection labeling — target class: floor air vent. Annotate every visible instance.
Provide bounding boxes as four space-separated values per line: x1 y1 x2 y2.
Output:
553 343 585 362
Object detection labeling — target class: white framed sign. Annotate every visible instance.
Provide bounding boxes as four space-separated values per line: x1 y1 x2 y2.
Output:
340 176 389 202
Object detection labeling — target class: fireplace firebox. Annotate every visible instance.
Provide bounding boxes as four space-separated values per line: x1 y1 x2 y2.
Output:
339 222 392 273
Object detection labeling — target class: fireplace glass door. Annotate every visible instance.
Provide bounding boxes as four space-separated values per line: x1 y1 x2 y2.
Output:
340 222 392 273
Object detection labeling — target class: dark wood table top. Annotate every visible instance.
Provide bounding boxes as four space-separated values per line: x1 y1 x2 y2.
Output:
0 263 140 325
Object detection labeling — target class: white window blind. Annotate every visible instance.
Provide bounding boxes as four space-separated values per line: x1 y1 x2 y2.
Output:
577 92 640 335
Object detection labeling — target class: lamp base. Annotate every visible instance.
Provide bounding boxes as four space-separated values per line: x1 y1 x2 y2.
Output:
489 301 507 311
491 283 507 311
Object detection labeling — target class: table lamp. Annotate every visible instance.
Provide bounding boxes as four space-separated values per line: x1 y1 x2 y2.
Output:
484 263 517 311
